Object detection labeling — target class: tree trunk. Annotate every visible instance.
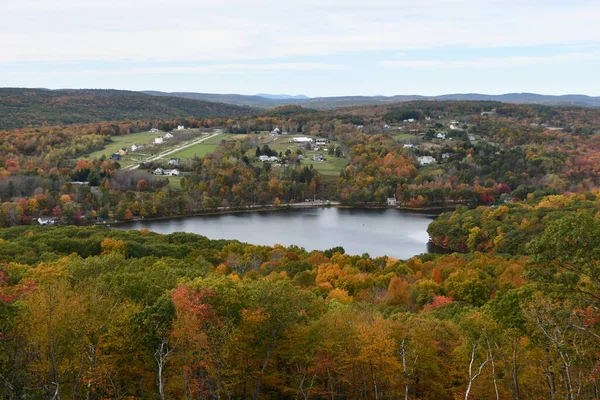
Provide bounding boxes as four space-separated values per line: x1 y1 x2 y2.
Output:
252 346 273 400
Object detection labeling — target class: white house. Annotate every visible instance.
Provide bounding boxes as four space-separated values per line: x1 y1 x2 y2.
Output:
316 138 327 145
131 144 139 152
164 133 174 139
293 137 313 143
436 132 446 139
418 156 436 166
468 135 476 141
177 125 185 130
259 155 279 162
164 169 180 176
271 127 281 135
150 128 159 133
313 154 324 162
168 158 181 166
387 197 397 206
403 143 415 149
154 137 164 145
442 153 451 159
38 217 55 226
153 168 164 175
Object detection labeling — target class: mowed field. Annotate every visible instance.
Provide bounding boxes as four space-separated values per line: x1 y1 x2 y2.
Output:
86 131 162 160
168 133 228 159
245 133 347 176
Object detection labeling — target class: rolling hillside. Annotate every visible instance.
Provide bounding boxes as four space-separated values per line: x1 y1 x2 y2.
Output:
0 88 257 129
145 91 600 109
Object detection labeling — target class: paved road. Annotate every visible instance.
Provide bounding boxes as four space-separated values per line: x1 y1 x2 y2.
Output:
123 130 222 171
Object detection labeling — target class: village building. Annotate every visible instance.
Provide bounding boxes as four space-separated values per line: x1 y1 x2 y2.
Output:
164 169 180 176
418 156 436 165
37 217 56 226
293 137 313 143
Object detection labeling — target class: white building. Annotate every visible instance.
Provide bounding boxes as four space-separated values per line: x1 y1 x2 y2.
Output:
154 137 164 145
293 137 313 143
153 168 164 175
403 143 415 149
164 133 174 139
164 169 180 176
259 155 279 162
436 132 446 139
177 125 185 130
131 144 139 152
150 128 159 133
418 156 436 166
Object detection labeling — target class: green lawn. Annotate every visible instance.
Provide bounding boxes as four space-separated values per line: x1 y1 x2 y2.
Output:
392 133 417 141
85 131 163 160
168 133 228 159
302 155 347 176
169 144 219 159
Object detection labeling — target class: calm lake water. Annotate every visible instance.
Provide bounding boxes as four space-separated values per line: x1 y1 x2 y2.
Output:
117 208 438 259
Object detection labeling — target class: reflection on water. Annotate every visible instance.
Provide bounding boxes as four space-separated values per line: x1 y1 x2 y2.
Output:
117 208 440 259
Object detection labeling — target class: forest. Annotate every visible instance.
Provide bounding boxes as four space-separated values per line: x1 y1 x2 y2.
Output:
0 98 600 398
1 100 599 226
0 216 599 399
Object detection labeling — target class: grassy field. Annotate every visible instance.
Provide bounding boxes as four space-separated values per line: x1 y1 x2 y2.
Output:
168 133 228 159
303 156 347 175
392 133 417 141
86 131 162 160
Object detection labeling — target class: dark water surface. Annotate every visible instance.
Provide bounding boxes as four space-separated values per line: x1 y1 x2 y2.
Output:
117 208 439 259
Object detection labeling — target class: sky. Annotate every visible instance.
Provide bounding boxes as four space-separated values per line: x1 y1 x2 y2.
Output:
2 0 600 97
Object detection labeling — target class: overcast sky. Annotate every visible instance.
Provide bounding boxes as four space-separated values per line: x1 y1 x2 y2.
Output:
2 0 600 96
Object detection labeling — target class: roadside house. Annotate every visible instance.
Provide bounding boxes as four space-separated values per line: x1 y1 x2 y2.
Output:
164 169 180 176
417 156 436 165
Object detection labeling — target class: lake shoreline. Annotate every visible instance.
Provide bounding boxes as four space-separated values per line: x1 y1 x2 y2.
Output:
114 207 438 259
105 202 448 226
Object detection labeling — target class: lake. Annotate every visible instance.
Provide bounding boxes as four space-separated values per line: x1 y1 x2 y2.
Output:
117 208 439 259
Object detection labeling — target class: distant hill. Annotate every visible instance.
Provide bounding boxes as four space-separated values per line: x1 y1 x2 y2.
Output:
145 91 600 109
0 88 257 130
255 93 310 100
142 91 282 108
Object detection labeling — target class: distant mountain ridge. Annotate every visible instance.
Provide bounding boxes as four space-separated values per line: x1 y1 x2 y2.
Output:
144 91 600 109
0 88 257 129
255 93 310 100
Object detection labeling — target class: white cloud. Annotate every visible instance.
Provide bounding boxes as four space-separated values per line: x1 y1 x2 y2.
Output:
2 0 600 63
5 63 341 76
382 51 600 68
